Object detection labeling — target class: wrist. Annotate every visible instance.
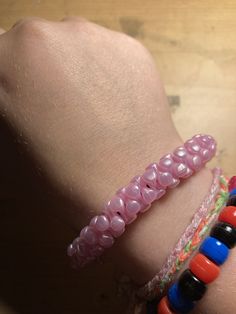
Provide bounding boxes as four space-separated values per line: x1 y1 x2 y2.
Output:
106 166 213 285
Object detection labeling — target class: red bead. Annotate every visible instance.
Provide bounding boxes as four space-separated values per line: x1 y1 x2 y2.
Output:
219 206 236 228
157 296 176 314
229 176 236 192
190 253 220 284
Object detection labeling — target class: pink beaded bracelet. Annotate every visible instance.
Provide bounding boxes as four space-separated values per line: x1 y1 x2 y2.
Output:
67 134 217 268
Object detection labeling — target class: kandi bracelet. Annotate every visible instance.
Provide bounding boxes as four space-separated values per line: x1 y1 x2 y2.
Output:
157 176 236 314
138 168 229 301
67 134 217 268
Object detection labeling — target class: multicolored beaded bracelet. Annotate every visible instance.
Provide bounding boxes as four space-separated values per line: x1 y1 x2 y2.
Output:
67 134 216 268
138 169 229 301
156 175 236 314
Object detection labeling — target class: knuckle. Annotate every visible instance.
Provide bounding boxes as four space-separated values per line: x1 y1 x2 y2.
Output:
13 18 51 41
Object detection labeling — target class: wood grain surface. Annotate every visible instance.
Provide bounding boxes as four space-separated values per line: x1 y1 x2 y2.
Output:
0 1 236 313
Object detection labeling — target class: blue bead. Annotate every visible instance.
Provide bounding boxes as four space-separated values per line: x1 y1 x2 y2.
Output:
199 236 229 265
167 283 195 313
230 188 236 197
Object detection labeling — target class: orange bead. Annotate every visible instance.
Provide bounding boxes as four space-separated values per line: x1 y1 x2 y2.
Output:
190 253 220 284
157 296 176 314
219 206 236 228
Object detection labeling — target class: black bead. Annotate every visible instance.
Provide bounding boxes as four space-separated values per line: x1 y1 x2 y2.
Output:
178 269 207 301
227 195 236 207
210 222 236 249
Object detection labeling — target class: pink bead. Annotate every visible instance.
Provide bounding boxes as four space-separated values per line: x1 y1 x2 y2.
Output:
99 233 114 248
195 134 214 148
229 176 236 192
173 146 188 162
200 149 211 162
130 175 142 184
145 162 159 171
124 183 141 199
72 237 80 248
80 226 98 246
184 139 201 154
186 154 202 171
173 163 189 178
142 168 158 187
157 171 174 187
90 215 110 232
141 187 159 204
125 199 141 216
168 177 180 188
159 154 174 171
110 215 125 232
77 240 90 256
107 196 125 213
67 244 76 257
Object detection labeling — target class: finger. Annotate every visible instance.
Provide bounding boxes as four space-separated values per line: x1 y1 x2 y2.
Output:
11 17 47 30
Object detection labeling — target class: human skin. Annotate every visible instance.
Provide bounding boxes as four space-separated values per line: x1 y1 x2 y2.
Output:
0 18 235 313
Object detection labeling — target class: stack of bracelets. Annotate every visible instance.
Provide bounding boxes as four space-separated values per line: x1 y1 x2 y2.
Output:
155 176 236 314
67 133 235 314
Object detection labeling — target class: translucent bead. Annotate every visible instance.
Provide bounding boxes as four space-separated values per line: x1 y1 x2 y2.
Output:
157 171 174 187
107 196 125 213
90 215 110 232
145 162 158 172
67 244 76 257
195 134 214 149
110 215 125 233
80 226 98 246
123 183 141 199
98 233 114 248
186 154 202 171
125 199 141 216
173 146 188 162
184 139 201 154
141 187 159 204
77 240 90 256
173 163 189 178
130 175 142 184
159 154 174 171
72 236 80 248
168 177 180 188
142 168 157 187
200 149 211 162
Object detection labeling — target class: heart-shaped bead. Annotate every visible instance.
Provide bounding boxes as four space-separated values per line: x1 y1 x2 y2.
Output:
142 168 157 186
80 226 98 246
125 199 141 216
124 183 141 199
98 233 114 248
186 154 202 171
141 187 159 204
159 154 174 171
157 171 174 187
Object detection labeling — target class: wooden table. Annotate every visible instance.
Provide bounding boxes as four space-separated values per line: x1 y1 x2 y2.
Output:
0 1 235 313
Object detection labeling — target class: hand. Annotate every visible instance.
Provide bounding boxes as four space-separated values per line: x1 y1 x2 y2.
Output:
0 18 232 314
0 17 180 225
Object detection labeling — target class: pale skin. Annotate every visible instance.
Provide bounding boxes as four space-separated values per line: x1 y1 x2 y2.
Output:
0 17 235 313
